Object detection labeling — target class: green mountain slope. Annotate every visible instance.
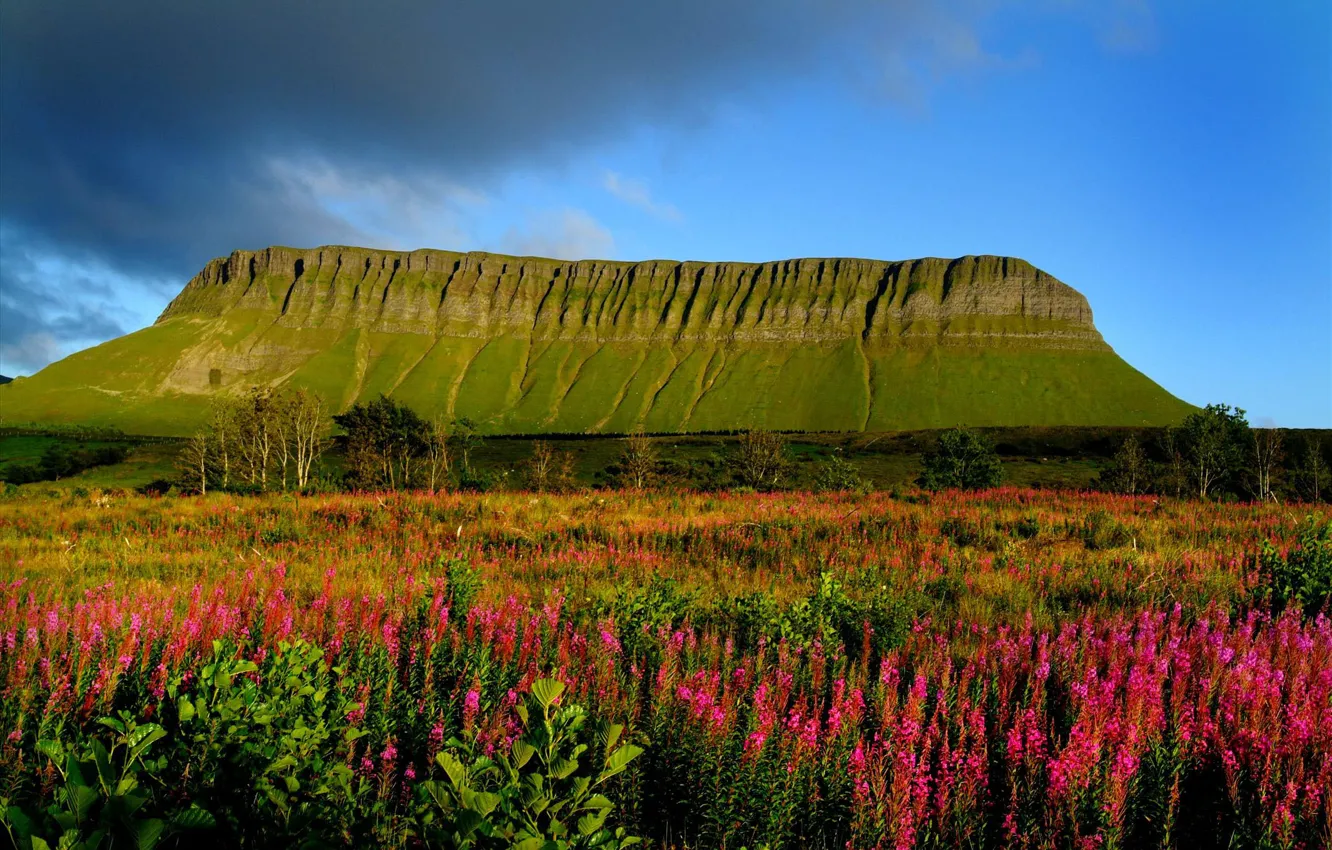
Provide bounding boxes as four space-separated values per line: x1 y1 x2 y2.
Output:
0 246 1194 435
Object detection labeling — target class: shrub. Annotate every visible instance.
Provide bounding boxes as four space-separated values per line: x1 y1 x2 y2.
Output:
918 428 1002 491
1261 517 1332 615
815 452 868 493
418 679 642 849
1079 509 1134 551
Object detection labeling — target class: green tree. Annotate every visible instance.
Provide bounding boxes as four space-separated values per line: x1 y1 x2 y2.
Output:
1295 439 1330 503
918 427 1003 491
1100 434 1148 495
449 417 483 478
1178 403 1249 499
333 394 429 490
37 443 78 480
524 440 577 492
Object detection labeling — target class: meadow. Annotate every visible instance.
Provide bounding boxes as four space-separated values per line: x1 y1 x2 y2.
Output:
0 488 1328 849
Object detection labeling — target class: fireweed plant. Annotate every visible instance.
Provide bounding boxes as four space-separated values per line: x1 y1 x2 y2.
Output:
0 490 1328 848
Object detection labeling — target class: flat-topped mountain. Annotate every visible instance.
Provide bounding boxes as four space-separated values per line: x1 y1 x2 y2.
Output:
0 246 1192 435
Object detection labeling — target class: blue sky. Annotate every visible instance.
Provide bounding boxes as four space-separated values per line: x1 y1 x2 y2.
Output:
2 0 1328 425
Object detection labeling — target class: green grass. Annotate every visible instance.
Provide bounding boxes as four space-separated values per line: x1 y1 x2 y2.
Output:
0 248 1196 437
0 435 180 491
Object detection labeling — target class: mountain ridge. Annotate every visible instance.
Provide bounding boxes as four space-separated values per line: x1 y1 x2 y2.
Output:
159 246 1107 349
0 245 1193 436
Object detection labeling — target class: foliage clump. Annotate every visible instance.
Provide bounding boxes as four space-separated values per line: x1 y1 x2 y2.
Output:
918 427 1003 491
1261 516 1332 615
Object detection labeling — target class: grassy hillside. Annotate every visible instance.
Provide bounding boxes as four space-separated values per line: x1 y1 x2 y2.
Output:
0 246 1196 435
0 330 1192 436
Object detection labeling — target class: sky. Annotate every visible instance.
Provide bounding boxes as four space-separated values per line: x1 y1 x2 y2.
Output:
0 0 1328 426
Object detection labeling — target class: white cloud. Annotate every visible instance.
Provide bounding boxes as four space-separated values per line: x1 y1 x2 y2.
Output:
601 171 683 222
264 156 488 251
500 209 615 260
0 332 64 377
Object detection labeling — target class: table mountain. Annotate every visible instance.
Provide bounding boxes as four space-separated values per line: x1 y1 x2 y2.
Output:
0 245 1192 435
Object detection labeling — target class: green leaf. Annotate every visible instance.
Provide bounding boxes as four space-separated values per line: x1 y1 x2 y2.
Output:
169 805 216 831
600 744 643 780
176 698 195 723
127 725 166 760
69 784 99 821
452 808 485 838
470 791 500 816
96 717 125 735
436 751 468 789
134 818 165 850
267 756 298 774
30 837 51 850
36 740 64 763
91 740 113 787
577 811 608 836
511 740 536 768
549 757 578 780
529 679 565 711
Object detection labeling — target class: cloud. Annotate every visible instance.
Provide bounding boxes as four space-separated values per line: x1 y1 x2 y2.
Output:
0 0 1157 373
602 172 683 222
0 227 166 374
500 210 616 261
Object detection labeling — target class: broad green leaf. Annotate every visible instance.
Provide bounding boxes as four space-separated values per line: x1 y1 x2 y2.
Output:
30 837 51 850
529 679 565 711
511 740 535 768
452 808 484 838
600 744 643 780
577 811 608 836
176 698 195 723
437 751 469 789
135 818 165 850
91 740 112 787
36 740 63 763
70 784 99 821
128 725 166 759
474 791 501 816
549 756 578 779
170 805 217 831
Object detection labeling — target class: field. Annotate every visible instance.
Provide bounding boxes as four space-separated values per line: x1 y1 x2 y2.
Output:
4 424 1236 496
1 487 1328 849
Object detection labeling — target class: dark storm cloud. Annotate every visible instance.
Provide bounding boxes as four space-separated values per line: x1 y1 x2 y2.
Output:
0 0 900 371
0 0 849 278
1 0 1136 370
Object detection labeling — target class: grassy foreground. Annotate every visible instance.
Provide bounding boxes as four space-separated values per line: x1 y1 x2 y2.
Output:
1 489 1329 848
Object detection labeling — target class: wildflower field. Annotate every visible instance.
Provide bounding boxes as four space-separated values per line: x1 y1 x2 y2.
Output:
0 488 1329 849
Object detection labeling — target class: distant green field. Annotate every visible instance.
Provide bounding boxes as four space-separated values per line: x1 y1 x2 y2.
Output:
0 435 180 491
0 427 1160 494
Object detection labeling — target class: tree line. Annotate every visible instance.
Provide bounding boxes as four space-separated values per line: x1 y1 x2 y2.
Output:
175 387 327 494
165 390 1328 501
1099 404 1328 502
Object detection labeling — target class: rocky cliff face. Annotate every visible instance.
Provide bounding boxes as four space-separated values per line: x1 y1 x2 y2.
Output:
159 246 1107 350
3 244 1191 436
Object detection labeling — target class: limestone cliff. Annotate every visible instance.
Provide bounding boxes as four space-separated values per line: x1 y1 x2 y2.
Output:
160 247 1105 349
0 245 1192 436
